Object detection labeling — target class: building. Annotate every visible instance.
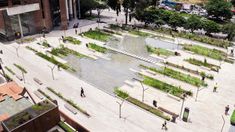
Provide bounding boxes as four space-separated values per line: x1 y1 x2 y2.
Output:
0 81 33 132
0 0 80 41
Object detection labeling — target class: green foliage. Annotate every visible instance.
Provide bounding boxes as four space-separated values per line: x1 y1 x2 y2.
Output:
59 122 75 132
83 29 111 42
222 23 235 41
129 30 152 37
185 58 220 71
38 89 53 101
185 15 202 32
141 75 192 97
155 27 232 48
64 36 81 45
168 13 186 31
88 43 107 53
141 65 207 87
114 89 171 121
4 66 15 75
146 45 174 56
47 87 90 117
231 110 235 125
182 45 226 61
42 41 51 48
114 88 129 99
26 46 38 53
13 63 27 74
51 45 87 58
205 0 233 20
166 61 214 80
202 20 221 35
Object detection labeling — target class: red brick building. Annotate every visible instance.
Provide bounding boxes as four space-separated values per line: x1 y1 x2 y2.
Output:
0 0 79 41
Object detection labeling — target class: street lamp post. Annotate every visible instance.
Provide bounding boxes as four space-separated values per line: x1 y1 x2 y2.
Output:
48 65 56 80
13 45 20 57
116 97 128 118
133 77 148 102
221 115 225 132
195 86 206 102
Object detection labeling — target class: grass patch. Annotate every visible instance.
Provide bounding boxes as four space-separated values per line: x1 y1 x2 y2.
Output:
185 58 219 72
51 45 87 58
59 121 75 132
26 46 75 72
155 28 232 48
13 64 27 74
129 30 152 37
114 88 171 121
4 66 15 75
64 36 81 45
83 29 111 42
231 110 235 126
166 61 214 80
182 45 229 61
38 89 54 102
42 41 51 48
47 87 90 117
88 43 107 53
146 45 174 56
141 74 192 97
140 65 207 87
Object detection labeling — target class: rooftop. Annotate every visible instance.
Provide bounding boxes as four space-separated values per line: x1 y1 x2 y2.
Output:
0 81 24 101
2 100 56 131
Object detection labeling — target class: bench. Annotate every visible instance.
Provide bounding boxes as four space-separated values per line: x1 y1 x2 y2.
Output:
34 91 44 100
33 78 43 85
64 103 77 115
16 75 23 81
158 107 179 122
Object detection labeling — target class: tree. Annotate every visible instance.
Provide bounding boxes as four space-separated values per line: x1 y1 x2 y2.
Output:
123 0 131 25
205 0 233 21
222 23 235 41
80 0 98 17
203 20 220 35
168 13 186 31
107 0 121 16
185 15 202 33
95 1 108 23
231 0 235 6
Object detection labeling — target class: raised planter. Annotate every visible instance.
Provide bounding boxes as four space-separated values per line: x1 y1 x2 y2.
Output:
231 110 235 126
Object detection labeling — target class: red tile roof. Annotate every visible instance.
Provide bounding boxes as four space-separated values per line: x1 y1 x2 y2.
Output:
0 81 24 101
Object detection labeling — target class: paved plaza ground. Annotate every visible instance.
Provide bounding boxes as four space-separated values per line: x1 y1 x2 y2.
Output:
0 10 235 132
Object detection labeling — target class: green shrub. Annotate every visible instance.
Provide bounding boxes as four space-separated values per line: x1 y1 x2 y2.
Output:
231 110 235 125
129 30 151 37
114 88 129 99
59 122 75 132
88 43 107 53
42 41 51 48
114 89 171 120
64 36 81 45
141 65 207 87
185 58 220 71
51 45 88 58
4 66 15 75
182 45 229 61
83 29 111 42
38 89 53 101
13 63 27 73
47 87 90 117
141 74 192 97
26 46 38 53
146 45 174 56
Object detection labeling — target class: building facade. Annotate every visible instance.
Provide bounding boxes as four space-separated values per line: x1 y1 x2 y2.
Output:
0 0 79 41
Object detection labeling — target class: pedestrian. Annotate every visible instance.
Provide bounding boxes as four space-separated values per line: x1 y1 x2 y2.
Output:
201 76 205 82
57 65 61 71
161 121 167 130
153 100 157 107
231 49 234 56
75 29 78 34
80 87 86 97
213 83 218 92
225 105 230 115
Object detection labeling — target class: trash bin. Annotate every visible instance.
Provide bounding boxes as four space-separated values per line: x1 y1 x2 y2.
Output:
171 115 177 123
182 107 190 122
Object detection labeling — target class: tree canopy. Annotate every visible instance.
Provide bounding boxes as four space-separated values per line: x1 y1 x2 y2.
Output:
205 0 233 20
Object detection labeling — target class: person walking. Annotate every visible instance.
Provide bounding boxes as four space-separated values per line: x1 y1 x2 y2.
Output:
80 87 86 97
213 83 218 92
225 105 230 115
75 29 78 34
161 121 167 130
